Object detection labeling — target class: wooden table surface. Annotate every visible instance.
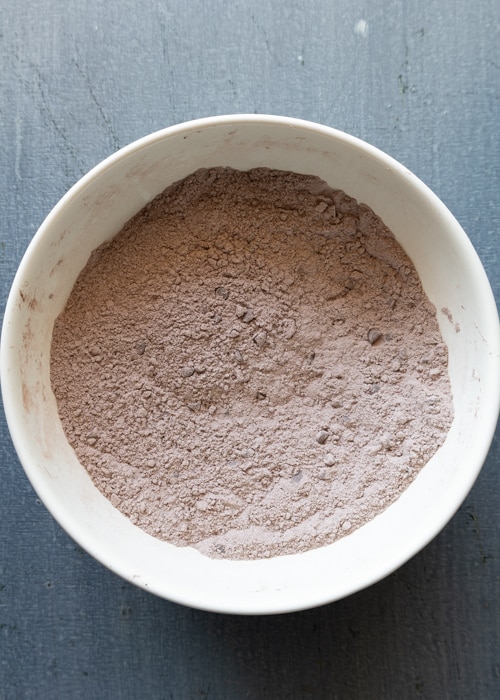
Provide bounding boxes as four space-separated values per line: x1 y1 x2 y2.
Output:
1 1 499 698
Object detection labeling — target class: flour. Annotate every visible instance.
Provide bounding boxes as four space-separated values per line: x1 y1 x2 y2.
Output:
50 167 454 559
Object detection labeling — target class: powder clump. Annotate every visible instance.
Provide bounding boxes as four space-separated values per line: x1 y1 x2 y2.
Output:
50 167 454 560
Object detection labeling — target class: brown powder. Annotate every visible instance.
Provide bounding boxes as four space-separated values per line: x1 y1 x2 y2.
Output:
50 167 453 560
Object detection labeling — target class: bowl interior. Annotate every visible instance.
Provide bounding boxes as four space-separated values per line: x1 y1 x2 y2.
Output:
2 116 499 614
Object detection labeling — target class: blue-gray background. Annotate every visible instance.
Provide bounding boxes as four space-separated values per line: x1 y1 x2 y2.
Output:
1 1 499 698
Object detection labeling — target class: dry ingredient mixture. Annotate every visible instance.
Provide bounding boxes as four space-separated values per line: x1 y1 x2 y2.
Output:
50 167 454 559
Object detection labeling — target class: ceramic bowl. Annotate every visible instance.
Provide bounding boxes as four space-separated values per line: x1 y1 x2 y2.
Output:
2 115 499 614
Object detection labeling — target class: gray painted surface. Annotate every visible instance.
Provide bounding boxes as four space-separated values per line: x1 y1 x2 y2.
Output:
0 1 499 698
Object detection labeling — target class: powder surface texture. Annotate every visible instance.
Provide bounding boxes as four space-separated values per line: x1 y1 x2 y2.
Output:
50 167 454 560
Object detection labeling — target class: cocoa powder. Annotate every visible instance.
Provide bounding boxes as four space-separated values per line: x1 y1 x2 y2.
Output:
50 167 453 559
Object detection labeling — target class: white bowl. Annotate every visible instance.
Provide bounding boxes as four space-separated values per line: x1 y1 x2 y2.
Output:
2 115 499 614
